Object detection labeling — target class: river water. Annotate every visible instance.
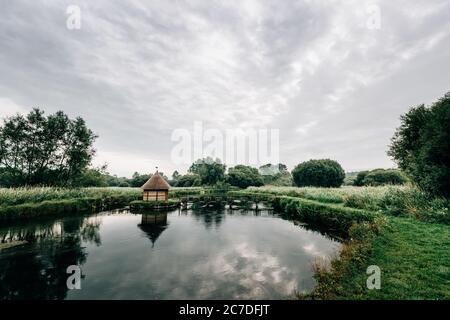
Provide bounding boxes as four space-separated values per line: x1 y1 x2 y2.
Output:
0 208 341 299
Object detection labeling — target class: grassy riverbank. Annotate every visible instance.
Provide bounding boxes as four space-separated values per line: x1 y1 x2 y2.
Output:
0 187 203 222
238 186 450 299
348 217 450 299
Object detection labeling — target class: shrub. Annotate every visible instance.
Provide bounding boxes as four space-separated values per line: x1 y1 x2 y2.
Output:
292 159 345 188
362 169 408 186
227 165 264 189
379 187 450 224
353 171 369 186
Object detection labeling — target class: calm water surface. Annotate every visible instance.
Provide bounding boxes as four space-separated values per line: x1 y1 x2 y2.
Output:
0 208 341 299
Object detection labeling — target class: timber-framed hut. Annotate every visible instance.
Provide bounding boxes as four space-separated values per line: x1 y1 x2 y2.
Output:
141 170 170 201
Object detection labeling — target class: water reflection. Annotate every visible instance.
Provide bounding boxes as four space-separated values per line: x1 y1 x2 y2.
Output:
191 209 225 229
138 213 168 247
0 216 101 300
0 208 341 300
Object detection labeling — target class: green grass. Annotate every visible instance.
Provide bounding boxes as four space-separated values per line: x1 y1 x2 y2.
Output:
0 187 141 206
335 217 450 299
247 185 391 204
247 185 450 224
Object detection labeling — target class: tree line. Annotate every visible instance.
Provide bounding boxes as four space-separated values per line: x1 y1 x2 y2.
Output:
1 91 449 196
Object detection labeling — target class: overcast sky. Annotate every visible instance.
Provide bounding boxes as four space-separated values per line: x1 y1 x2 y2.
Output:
1 0 449 177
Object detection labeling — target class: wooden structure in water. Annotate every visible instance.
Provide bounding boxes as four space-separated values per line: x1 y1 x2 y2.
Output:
141 169 170 201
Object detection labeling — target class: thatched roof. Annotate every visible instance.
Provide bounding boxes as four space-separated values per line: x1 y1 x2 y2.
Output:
141 171 170 190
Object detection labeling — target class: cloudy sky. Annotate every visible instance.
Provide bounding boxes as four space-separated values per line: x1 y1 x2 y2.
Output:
1 0 449 177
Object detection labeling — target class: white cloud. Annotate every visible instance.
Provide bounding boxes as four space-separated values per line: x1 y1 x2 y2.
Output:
0 0 449 175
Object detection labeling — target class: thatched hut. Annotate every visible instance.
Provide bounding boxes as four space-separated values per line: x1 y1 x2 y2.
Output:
141 170 170 201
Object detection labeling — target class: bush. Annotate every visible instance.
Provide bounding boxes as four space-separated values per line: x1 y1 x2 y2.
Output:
353 171 369 186
388 92 450 197
292 159 345 188
362 169 408 186
118 181 131 187
227 165 264 189
378 187 450 224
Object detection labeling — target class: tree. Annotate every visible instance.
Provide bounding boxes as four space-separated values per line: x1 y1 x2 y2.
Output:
0 108 97 187
173 174 201 187
73 166 108 187
388 92 450 196
292 159 345 188
227 165 264 189
362 169 408 186
130 172 151 188
188 157 226 185
259 163 292 186
104 174 129 187
353 171 369 186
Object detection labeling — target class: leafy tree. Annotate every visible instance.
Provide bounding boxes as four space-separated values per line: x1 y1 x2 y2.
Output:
104 174 128 187
74 165 108 187
259 163 292 186
227 165 264 189
0 108 97 187
292 159 345 188
173 174 201 187
388 92 450 196
261 172 293 186
188 157 226 185
118 181 131 187
353 171 369 186
130 172 151 188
